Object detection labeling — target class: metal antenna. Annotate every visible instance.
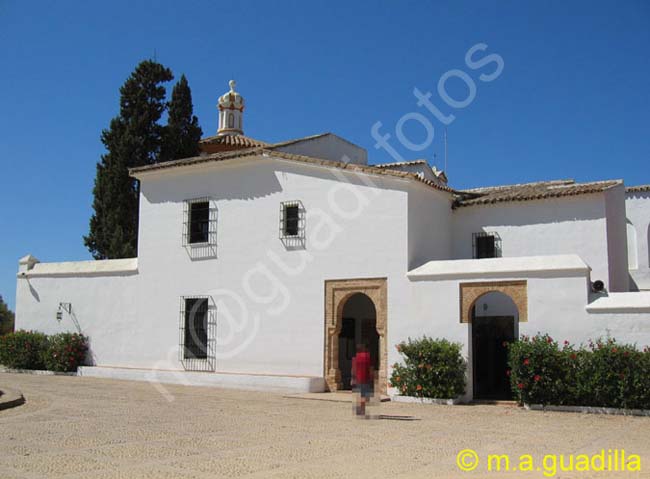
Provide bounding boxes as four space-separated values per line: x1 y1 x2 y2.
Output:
444 127 448 174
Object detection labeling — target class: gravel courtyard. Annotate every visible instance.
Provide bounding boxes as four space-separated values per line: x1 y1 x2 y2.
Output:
1 373 649 478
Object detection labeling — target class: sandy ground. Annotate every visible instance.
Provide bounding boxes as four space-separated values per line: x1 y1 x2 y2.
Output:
1 373 649 478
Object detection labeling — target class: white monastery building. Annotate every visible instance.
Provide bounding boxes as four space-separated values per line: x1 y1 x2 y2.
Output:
15 81 650 400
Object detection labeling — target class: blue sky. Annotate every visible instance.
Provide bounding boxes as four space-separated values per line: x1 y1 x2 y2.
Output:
0 0 648 310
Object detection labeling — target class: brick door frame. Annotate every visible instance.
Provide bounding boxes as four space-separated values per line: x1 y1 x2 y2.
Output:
324 278 387 393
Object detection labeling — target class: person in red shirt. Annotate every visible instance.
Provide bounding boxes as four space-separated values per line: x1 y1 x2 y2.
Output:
351 342 374 417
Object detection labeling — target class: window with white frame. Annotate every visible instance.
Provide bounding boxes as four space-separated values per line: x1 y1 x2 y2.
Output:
179 296 216 371
182 197 217 247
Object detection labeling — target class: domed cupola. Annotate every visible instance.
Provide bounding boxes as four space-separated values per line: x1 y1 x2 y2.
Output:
217 80 244 135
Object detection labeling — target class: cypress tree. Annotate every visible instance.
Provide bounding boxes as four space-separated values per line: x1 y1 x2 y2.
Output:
84 60 173 259
161 74 203 162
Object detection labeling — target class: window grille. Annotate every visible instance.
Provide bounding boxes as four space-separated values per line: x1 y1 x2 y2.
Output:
279 200 306 249
472 232 502 259
179 296 216 372
182 198 217 258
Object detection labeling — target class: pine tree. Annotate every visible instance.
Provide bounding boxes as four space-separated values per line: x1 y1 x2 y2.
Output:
0 295 15 335
84 60 173 259
161 74 203 162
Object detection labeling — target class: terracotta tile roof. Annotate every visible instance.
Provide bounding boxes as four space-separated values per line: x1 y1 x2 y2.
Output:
129 148 453 193
626 185 650 193
453 179 622 208
375 159 429 168
199 134 268 149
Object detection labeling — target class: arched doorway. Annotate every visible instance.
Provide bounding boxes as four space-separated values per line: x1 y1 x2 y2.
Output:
471 291 518 400
324 278 387 393
337 293 379 389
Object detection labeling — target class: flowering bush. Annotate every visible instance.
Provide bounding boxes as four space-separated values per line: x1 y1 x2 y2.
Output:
0 330 49 369
508 334 650 409
390 337 466 399
0 330 88 372
43 333 88 372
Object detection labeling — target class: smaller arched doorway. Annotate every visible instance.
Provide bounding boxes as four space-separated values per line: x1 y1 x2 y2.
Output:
337 293 379 389
471 291 518 400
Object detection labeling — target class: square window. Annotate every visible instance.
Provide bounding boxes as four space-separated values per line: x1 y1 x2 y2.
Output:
473 232 501 259
279 201 305 243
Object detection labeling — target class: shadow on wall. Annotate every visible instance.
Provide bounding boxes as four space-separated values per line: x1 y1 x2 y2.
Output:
141 156 411 206
627 219 638 270
28 281 40 302
141 159 284 204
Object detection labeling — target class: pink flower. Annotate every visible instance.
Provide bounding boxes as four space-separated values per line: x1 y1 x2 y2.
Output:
523 358 530 366
534 375 541 382
517 383 525 390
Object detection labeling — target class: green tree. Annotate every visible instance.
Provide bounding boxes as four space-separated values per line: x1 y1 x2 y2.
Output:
0 295 15 335
161 74 203 162
84 60 173 259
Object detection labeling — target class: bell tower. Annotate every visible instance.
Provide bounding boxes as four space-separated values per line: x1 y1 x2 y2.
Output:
217 80 244 136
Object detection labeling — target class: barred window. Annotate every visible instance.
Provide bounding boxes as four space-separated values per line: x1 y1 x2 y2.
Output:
280 201 305 239
473 232 501 259
179 296 216 371
182 197 217 248
184 298 208 359
189 202 209 244
284 205 299 236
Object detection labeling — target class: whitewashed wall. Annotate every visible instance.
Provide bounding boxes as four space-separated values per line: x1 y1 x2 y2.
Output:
14 152 648 394
604 185 629 291
451 195 614 290
134 156 412 376
626 190 650 290
15 266 138 367
403 257 650 400
407 184 453 270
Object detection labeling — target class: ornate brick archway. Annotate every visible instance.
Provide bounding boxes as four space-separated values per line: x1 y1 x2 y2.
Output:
324 278 387 393
460 280 528 323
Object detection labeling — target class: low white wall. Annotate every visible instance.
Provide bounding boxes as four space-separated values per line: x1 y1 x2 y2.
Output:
586 292 650 313
78 366 326 393
15 261 139 367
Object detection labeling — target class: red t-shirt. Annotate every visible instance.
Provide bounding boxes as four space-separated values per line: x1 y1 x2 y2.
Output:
353 351 372 384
